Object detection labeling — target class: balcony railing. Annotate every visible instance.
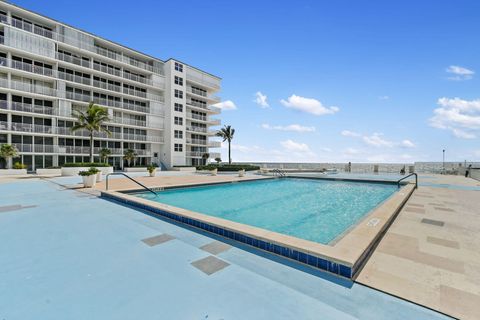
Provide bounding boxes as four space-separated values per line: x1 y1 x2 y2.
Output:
186 126 207 133
10 16 54 39
0 78 56 97
10 122 55 134
58 71 91 85
10 59 54 77
122 102 149 113
113 117 146 127
66 91 91 102
56 52 91 68
56 127 121 139
10 101 54 115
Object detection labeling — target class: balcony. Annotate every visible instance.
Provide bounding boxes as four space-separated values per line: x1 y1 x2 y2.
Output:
10 16 54 39
122 102 149 113
10 59 54 77
10 122 55 134
66 91 91 102
186 113 221 125
0 78 56 97
58 71 91 86
10 101 55 115
56 127 121 139
57 52 91 68
93 80 121 93
123 133 164 143
187 86 221 102
186 126 207 133
113 117 146 127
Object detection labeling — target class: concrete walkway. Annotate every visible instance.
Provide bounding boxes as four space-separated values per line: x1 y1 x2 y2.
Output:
356 174 480 320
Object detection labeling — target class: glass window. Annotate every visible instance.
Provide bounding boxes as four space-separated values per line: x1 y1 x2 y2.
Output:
174 143 183 152
174 103 183 112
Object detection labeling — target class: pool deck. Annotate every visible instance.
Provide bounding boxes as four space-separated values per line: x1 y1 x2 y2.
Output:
356 174 480 320
0 175 449 320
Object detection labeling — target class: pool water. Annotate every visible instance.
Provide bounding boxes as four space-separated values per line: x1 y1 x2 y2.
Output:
135 178 397 244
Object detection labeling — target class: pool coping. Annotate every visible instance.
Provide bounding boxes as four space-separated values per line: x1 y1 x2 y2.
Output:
100 178 415 279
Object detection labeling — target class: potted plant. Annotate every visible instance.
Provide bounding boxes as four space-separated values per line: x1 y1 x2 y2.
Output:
79 167 100 188
215 157 222 164
210 167 218 176
147 164 156 177
238 169 245 177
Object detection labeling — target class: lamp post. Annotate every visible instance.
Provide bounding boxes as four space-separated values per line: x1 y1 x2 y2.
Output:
442 149 445 174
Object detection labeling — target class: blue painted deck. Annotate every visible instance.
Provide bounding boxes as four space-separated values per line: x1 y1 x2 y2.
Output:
0 179 451 320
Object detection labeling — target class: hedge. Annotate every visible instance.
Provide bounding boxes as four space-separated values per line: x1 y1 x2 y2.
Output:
62 162 112 167
196 164 260 171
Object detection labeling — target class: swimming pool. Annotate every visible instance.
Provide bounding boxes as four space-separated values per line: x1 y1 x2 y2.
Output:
135 178 397 244
103 176 413 278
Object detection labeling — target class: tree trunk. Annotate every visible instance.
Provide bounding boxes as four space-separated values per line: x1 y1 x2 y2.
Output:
90 132 94 163
228 140 231 164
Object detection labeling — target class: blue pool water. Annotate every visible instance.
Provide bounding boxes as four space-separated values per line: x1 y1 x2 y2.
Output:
135 178 398 244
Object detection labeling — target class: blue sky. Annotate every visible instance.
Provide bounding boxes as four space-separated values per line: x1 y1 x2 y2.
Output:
14 0 480 163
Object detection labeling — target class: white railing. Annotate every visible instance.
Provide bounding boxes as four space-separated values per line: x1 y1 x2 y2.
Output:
0 100 8 110
186 126 207 133
93 80 121 92
66 91 91 102
56 52 91 68
3 79 56 97
11 101 55 115
0 120 9 130
113 117 146 127
10 122 55 134
122 102 149 113
186 69 220 89
209 141 221 148
58 71 91 85
92 62 121 77
186 138 207 145
10 59 54 77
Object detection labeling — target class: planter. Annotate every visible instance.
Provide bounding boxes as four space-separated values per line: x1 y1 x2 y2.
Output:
238 169 245 177
0 169 27 176
96 171 103 182
36 168 62 175
61 167 113 176
210 168 218 176
171 167 196 172
149 170 156 177
82 175 97 188
124 167 147 172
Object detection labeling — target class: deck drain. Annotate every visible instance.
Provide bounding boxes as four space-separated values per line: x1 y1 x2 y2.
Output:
141 234 175 247
191 256 230 275
421 218 444 227
200 241 232 255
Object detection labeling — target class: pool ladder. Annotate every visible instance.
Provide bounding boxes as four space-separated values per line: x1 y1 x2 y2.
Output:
105 172 158 196
272 169 286 177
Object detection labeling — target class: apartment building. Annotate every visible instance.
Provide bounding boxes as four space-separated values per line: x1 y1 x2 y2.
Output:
0 1 221 170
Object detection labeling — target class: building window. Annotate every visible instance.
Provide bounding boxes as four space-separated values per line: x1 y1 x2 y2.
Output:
174 117 183 125
174 143 183 152
174 130 183 139
174 89 183 99
174 76 183 86
174 62 183 72
174 103 183 112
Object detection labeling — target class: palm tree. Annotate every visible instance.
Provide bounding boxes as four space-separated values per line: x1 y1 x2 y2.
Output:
71 102 111 163
202 152 210 165
123 149 137 167
99 148 112 164
0 144 18 169
216 125 235 164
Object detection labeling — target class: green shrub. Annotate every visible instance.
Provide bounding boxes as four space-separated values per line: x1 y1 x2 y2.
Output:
88 167 100 174
78 170 94 176
63 162 111 167
13 162 27 169
196 164 260 172
45 166 61 169
147 165 156 173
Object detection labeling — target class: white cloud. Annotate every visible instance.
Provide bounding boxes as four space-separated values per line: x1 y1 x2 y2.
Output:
254 91 269 108
342 130 415 148
378 95 390 100
280 94 339 116
362 133 394 148
341 130 361 137
429 97 480 139
344 147 361 155
400 139 416 148
280 139 312 152
261 123 316 133
212 100 237 110
446 65 474 81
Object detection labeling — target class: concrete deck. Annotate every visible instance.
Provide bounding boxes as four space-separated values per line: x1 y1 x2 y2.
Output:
0 177 449 320
356 174 480 320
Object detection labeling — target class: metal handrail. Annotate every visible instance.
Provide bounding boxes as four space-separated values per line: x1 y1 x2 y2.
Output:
272 169 286 177
397 173 418 189
106 173 157 196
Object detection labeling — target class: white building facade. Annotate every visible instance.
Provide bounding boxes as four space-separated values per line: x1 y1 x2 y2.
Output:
0 2 221 170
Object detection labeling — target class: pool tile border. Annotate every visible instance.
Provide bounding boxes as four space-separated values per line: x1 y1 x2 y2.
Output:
101 181 415 279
